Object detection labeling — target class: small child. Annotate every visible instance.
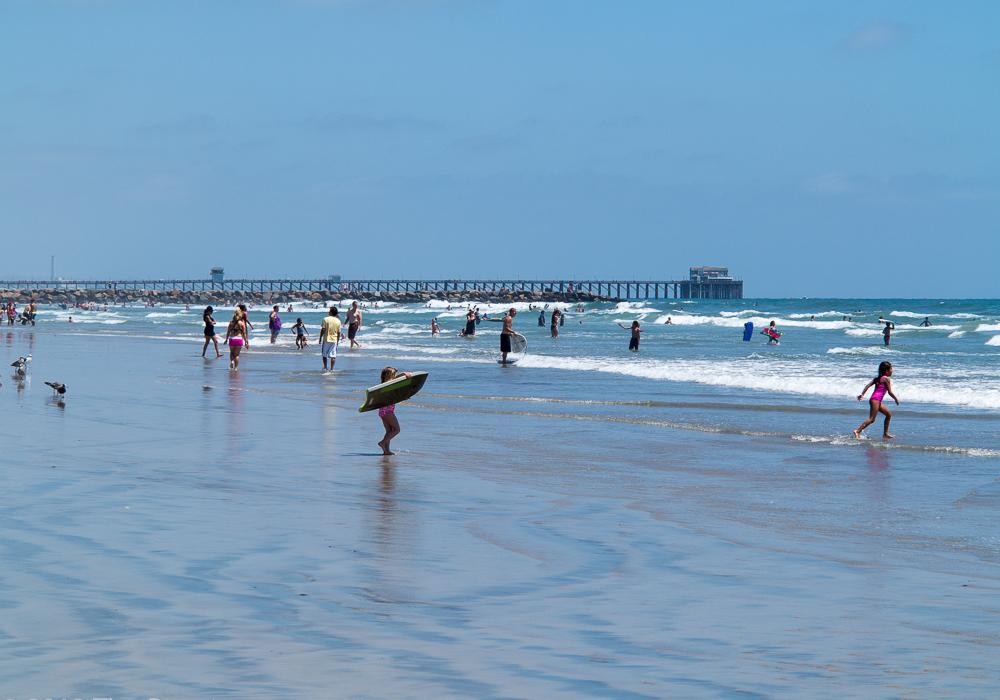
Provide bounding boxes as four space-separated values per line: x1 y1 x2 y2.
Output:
618 321 641 351
854 361 900 439
377 366 411 455
291 318 308 349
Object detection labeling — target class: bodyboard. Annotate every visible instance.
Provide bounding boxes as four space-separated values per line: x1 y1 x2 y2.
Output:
509 332 527 354
743 322 754 342
358 371 429 412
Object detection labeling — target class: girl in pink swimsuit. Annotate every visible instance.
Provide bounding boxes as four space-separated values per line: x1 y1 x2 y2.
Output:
854 361 900 439
377 366 411 455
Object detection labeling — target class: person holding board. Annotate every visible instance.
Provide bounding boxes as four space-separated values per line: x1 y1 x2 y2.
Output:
501 308 518 364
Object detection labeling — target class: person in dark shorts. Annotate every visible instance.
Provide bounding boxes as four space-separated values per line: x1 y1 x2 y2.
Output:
618 320 641 351
347 301 363 348
500 307 517 362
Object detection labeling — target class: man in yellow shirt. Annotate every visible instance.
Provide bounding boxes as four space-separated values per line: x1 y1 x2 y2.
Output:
319 307 342 371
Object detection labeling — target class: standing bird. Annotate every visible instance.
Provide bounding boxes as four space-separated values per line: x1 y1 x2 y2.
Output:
11 355 30 376
45 381 67 397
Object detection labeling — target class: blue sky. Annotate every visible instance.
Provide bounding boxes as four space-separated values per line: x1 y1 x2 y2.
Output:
1 0 998 296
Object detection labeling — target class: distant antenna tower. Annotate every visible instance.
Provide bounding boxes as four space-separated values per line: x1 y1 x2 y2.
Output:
50 255 54 282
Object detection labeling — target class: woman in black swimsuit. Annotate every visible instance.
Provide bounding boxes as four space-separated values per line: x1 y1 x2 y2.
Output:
201 305 222 358
461 308 476 337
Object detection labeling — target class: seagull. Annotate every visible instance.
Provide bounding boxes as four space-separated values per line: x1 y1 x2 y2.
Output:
45 381 67 397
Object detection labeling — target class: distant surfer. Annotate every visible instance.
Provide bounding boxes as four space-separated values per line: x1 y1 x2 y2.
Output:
319 307 342 371
376 366 412 455
920 317 932 327
762 320 781 344
500 308 517 363
854 361 899 440
882 320 895 346
538 309 545 326
431 317 440 335
550 308 561 337
664 317 673 325
268 305 282 344
347 301 363 349
202 306 222 358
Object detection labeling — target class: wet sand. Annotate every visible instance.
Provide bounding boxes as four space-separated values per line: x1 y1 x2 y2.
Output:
0 331 998 698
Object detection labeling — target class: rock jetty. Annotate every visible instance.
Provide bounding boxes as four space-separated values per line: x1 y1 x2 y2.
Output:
0 288 614 306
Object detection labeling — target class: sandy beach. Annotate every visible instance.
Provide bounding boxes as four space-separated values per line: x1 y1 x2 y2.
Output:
0 315 998 698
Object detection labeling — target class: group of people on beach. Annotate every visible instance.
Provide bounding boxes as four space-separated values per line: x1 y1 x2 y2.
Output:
200 301 407 453
196 299 908 444
202 301 366 369
3 300 37 326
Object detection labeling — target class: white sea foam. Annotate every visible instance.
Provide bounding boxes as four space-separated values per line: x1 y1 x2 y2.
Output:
513 354 1000 410
719 309 766 317
890 310 982 320
986 335 1000 347
948 331 966 339
827 346 899 356
975 323 1000 333
788 311 850 319
653 314 851 330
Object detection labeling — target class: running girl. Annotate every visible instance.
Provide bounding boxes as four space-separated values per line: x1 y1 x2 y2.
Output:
854 361 900 439
376 366 412 455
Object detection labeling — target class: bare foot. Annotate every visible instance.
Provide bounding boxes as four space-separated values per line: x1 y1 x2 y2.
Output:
883 433 895 440
216 353 223 358
853 429 862 439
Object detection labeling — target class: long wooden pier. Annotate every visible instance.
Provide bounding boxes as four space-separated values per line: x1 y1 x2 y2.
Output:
0 278 743 300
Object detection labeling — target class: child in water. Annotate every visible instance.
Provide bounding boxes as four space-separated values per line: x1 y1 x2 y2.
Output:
291 318 308 349
854 361 900 439
377 366 412 455
617 321 641 351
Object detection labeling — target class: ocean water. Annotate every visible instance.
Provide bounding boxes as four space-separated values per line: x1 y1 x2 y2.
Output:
2 298 999 697
48 296 1000 449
